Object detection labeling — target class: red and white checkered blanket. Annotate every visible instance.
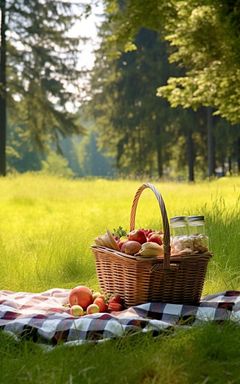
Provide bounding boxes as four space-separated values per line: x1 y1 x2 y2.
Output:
1 289 240 346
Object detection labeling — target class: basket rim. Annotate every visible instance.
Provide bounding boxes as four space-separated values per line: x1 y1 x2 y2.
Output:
91 244 213 263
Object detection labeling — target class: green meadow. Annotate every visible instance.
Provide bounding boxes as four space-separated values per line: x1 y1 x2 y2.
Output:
0 174 240 384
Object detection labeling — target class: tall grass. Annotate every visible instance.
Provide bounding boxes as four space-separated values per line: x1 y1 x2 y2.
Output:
0 174 239 294
1 319 240 383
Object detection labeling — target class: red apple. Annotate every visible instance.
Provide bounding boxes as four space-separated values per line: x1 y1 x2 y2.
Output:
118 236 129 251
69 286 93 310
147 233 163 245
128 229 147 244
141 229 154 237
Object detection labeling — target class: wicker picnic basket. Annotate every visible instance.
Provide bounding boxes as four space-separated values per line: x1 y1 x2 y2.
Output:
92 183 212 307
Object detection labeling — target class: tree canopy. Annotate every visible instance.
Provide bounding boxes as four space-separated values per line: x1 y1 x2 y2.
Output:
0 0 87 174
85 0 240 180
107 0 240 124
7 0 86 141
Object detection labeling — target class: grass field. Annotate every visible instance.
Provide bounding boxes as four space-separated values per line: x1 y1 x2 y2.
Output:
0 174 240 384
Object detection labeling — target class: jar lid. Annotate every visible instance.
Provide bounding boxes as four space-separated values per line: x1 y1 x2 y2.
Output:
170 216 187 224
188 215 204 222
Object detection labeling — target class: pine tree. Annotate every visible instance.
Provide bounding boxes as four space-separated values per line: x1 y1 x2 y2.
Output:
90 24 184 178
0 0 86 175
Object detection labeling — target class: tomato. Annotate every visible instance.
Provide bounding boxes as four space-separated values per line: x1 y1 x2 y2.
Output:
108 294 122 304
93 297 108 312
108 302 123 312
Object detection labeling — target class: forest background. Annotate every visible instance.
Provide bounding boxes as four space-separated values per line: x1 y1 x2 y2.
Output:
1 0 240 181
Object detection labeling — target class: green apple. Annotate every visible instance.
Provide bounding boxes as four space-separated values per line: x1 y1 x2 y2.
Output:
70 304 84 317
86 303 100 314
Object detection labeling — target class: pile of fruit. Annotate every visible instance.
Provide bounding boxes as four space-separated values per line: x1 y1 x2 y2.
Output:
94 227 164 257
68 285 124 317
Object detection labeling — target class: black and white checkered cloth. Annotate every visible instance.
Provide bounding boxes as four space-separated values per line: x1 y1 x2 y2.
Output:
0 289 239 346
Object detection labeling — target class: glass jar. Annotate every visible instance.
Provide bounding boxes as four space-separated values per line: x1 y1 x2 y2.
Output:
170 216 188 237
187 215 205 235
170 216 192 253
187 215 209 251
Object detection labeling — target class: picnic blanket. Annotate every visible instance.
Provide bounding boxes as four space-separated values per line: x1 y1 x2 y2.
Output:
1 289 240 346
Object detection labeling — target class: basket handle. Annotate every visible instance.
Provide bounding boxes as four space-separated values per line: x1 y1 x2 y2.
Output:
130 183 171 269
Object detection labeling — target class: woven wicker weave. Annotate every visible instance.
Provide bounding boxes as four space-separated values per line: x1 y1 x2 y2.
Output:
92 183 212 307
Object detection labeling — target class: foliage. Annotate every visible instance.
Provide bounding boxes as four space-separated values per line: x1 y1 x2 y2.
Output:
4 0 86 148
6 121 115 177
77 130 115 177
58 134 82 177
158 1 240 124
41 152 74 178
87 2 240 180
89 22 184 177
7 122 43 173
107 0 240 124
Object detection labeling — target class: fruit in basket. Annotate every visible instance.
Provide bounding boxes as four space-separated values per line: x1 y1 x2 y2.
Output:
107 229 121 250
87 303 100 314
70 305 84 317
118 236 129 251
94 230 120 251
142 229 154 237
121 240 142 255
147 232 163 245
69 286 93 310
94 297 108 312
94 234 109 247
128 229 147 244
139 241 164 257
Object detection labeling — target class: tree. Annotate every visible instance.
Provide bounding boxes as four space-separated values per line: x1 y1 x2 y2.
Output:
77 130 114 177
0 0 86 176
90 23 186 178
7 121 43 173
98 0 240 178
215 120 240 175
41 152 74 178
206 108 215 177
106 0 240 124
91 16 218 180
157 1 240 125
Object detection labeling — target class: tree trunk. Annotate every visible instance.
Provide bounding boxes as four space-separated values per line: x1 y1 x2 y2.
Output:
155 125 163 178
221 158 226 176
207 108 215 177
228 156 232 175
156 143 163 178
186 128 195 182
0 0 7 176
237 137 240 174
